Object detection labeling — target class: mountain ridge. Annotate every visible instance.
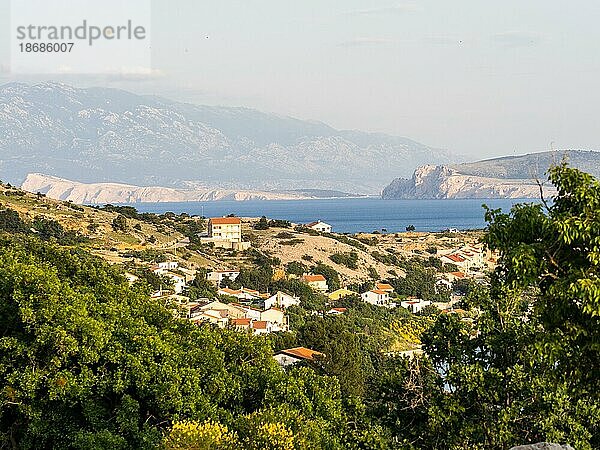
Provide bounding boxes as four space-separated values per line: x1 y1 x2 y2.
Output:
0 81 453 193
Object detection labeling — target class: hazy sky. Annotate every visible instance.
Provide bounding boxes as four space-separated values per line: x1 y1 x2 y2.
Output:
1 0 599 159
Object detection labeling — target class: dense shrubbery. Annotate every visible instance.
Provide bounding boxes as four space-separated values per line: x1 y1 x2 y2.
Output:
0 234 380 449
0 207 86 245
329 251 359 269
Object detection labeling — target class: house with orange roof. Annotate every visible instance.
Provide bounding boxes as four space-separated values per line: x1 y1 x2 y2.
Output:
200 217 251 250
208 217 242 242
361 289 391 307
273 347 324 367
230 317 252 331
326 307 347 315
302 274 328 292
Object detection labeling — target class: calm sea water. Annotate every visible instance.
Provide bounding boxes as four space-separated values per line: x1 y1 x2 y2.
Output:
125 198 538 234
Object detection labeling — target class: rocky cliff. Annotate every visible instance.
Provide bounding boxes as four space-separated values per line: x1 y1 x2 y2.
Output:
382 150 600 199
382 165 556 199
21 173 312 204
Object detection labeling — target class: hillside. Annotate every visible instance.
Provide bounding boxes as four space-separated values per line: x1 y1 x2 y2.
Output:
382 150 600 199
0 82 452 194
1 181 454 284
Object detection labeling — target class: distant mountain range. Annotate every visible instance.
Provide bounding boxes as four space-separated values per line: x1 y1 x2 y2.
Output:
0 82 453 194
382 150 600 199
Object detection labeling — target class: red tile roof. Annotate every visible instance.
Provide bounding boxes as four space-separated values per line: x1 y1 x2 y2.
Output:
445 254 465 263
210 217 241 225
376 283 394 291
449 271 467 278
279 347 324 360
231 318 251 326
303 274 326 282
252 320 269 330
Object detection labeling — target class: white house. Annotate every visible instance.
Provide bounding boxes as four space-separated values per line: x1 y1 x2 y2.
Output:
375 283 394 294
273 347 324 367
305 221 332 233
302 274 328 292
400 299 432 314
230 303 262 321
361 289 391 307
208 217 242 242
207 270 240 284
264 291 300 310
168 273 186 294
158 261 179 270
124 272 139 284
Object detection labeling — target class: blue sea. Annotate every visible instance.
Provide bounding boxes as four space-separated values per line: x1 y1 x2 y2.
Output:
125 198 539 234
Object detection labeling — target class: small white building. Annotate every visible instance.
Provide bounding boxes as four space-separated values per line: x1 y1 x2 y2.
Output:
207 270 240 284
326 307 347 316
305 221 332 233
261 307 289 331
264 291 300 310
164 271 186 294
158 261 179 270
400 299 432 314
361 289 391 307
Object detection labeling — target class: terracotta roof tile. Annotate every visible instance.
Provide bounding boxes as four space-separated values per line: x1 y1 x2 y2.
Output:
210 217 241 225
279 347 324 360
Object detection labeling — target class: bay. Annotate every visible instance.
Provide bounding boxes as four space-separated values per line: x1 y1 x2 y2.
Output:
124 198 540 234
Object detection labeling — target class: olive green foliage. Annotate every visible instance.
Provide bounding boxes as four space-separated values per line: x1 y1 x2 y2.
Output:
416 164 600 449
111 214 128 232
329 251 359 269
0 234 371 449
0 207 85 245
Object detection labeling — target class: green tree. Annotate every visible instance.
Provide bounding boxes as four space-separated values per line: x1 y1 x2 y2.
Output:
254 216 269 230
419 164 600 449
112 214 128 232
